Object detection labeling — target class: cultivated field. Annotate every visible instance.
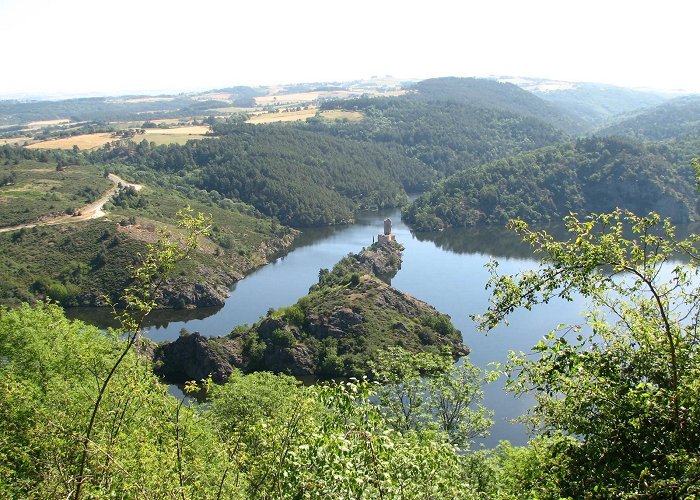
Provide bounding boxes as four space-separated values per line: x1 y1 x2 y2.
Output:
26 133 116 150
138 125 212 145
110 96 175 104
0 137 33 145
247 108 363 124
142 125 210 135
255 91 357 105
211 106 255 114
27 119 71 128
319 109 364 122
138 134 205 146
247 108 318 124
255 88 406 106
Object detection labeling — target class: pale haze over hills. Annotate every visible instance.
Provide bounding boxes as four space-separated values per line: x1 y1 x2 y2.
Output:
1 0 700 98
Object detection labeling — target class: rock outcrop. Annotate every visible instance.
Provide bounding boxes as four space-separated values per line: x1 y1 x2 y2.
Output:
152 239 468 383
153 332 243 383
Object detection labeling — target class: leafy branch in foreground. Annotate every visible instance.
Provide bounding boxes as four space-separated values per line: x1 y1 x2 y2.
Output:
474 209 700 497
370 346 494 448
73 207 211 499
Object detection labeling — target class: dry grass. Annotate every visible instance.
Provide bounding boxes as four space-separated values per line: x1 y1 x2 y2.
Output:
0 137 33 145
142 125 210 136
139 134 210 146
247 108 363 124
26 133 115 150
27 119 70 128
247 108 319 124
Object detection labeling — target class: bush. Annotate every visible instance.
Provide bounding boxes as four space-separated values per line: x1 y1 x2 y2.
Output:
271 328 295 348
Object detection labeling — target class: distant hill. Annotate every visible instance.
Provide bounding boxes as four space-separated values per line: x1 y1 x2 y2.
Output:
315 94 568 176
597 95 700 140
99 124 436 227
531 82 668 125
403 136 697 230
409 77 585 134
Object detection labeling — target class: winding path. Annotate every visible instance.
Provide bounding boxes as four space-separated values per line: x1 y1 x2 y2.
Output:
0 174 142 233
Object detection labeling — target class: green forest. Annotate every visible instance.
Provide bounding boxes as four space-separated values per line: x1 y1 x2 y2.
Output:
403 136 698 230
94 125 435 226
2 75 700 497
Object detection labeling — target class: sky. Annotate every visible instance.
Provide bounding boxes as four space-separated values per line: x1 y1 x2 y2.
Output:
1 0 699 98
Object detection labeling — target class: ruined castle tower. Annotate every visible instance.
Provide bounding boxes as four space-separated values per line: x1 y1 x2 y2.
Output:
378 217 396 244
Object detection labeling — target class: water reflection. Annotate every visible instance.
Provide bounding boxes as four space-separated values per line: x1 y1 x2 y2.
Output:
65 304 224 331
413 226 531 259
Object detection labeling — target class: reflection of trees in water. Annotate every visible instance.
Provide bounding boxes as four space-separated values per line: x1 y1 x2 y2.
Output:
413 226 534 260
65 305 223 331
415 221 700 261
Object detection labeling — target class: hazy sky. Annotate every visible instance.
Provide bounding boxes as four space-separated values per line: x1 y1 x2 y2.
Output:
1 0 699 97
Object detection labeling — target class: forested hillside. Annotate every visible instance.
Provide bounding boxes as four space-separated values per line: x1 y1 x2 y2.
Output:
0 96 224 124
403 136 697 230
533 82 667 125
410 77 584 133
598 95 700 140
96 124 436 226
314 95 567 176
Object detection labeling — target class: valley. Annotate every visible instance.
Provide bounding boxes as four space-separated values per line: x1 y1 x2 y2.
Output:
2 73 700 498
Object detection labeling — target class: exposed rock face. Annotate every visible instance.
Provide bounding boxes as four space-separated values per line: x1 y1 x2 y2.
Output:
153 332 243 383
157 268 236 308
152 239 469 384
355 241 402 280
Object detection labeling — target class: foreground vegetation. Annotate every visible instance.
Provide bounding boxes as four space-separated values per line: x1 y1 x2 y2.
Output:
2 209 700 497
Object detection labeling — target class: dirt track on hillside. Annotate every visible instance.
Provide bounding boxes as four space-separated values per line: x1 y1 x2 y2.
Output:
0 174 142 234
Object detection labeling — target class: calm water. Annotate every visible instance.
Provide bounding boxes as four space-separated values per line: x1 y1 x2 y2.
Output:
69 208 591 447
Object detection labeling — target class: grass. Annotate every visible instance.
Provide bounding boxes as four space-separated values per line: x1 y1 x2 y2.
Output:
0 159 113 227
26 133 116 150
0 137 33 145
138 134 208 146
247 109 363 124
0 168 298 307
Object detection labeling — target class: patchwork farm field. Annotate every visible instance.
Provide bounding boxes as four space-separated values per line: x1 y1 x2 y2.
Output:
139 125 211 145
26 133 115 150
247 108 363 124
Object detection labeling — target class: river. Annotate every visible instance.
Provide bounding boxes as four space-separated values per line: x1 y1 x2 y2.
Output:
68 208 591 447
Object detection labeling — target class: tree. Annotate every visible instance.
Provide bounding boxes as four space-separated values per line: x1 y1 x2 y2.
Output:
72 206 211 499
370 346 493 448
475 209 700 497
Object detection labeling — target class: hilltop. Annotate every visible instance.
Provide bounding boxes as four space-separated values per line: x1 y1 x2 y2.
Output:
598 95 700 140
153 240 467 381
